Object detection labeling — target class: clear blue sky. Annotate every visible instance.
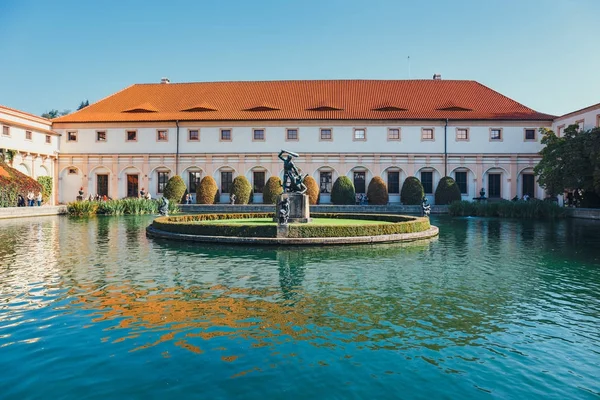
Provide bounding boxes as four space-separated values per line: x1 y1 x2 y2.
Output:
0 0 597 117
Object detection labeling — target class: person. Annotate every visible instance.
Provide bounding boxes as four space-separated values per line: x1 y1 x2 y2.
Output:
523 194 530 201
145 192 151 200
36 191 42 206
17 194 25 207
27 191 34 206
77 187 84 202
185 193 191 204
140 188 146 198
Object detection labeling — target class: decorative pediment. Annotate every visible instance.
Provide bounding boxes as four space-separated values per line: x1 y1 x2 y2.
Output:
243 104 280 111
372 105 408 111
122 103 159 113
181 102 217 112
436 101 472 111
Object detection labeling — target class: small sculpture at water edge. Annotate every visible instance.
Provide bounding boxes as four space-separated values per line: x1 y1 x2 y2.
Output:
159 197 169 216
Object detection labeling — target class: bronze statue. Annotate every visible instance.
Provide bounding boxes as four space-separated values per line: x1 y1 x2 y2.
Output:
159 197 169 216
422 196 431 217
279 197 290 225
278 150 306 194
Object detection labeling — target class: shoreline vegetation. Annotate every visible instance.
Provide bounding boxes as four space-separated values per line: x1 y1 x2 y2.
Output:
448 199 565 219
66 198 179 216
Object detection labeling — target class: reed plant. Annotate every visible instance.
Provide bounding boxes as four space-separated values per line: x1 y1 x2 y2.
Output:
67 198 178 216
448 199 565 219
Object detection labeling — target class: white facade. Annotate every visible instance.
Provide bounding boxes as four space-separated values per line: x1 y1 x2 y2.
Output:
552 102 600 135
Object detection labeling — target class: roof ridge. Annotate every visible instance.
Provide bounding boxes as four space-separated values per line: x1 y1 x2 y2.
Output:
53 83 137 122
132 79 479 85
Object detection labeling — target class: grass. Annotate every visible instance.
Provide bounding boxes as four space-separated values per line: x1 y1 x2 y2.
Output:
200 218 393 226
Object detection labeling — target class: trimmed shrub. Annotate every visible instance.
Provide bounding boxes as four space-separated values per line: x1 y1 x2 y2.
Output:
304 176 319 205
163 176 187 204
367 176 388 205
197 176 218 204
448 199 565 219
231 176 252 204
263 176 282 204
37 176 53 204
401 176 424 205
434 176 462 205
331 176 355 205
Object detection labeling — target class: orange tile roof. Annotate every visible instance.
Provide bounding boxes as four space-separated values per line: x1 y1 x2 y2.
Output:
52 80 555 123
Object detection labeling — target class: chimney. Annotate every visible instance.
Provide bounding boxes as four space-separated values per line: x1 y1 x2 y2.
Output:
433 74 442 80
161 77 170 84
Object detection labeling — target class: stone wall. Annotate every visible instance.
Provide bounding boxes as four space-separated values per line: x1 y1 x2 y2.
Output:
566 208 600 220
0 206 67 220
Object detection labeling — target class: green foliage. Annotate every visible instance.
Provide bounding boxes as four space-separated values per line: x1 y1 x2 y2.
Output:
331 176 355 205
152 213 430 239
231 176 252 204
435 176 462 205
304 176 319 205
77 100 89 110
0 162 43 207
535 126 600 200
37 176 53 204
197 176 218 204
67 198 179 216
163 176 187 204
263 176 282 204
41 109 70 119
401 176 424 205
0 184 18 207
448 200 565 219
0 149 16 164
367 176 388 205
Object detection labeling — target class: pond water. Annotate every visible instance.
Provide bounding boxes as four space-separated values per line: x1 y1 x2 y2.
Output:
0 215 599 399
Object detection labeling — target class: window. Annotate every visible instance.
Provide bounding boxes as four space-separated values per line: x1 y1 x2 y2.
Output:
97 175 109 197
388 171 400 194
157 172 169 193
67 131 77 142
221 171 233 193
576 120 584 131
126 130 137 141
96 131 107 142
488 173 501 198
188 129 199 141
25 131 32 140
157 130 168 141
522 174 535 198
45 135 51 144
354 171 366 193
524 129 536 141
253 129 265 141
68 168 78 175
286 129 298 141
557 125 565 137
2 126 9 136
320 128 332 141
456 128 468 141
189 171 202 193
127 174 139 198
354 128 366 141
220 129 231 141
253 171 265 193
320 171 332 193
388 128 400 141
421 171 433 194
490 128 502 141
455 171 468 194
421 128 434 141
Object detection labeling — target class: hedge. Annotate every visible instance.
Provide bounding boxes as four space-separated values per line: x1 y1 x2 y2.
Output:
304 176 319 205
231 176 252 204
197 176 218 204
448 199 565 219
163 176 187 204
331 176 355 205
263 176 282 204
367 176 388 205
151 213 430 238
401 176 424 205
37 176 53 204
434 176 461 205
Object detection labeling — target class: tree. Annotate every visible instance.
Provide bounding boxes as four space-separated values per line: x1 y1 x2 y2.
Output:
197 176 218 204
401 176 424 205
77 100 90 110
367 176 388 205
434 176 462 205
535 126 600 205
231 176 252 204
42 109 70 119
304 176 319 205
263 176 282 204
331 176 355 205
163 176 187 204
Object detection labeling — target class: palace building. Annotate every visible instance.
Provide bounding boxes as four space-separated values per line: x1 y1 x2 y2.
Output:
4 77 578 204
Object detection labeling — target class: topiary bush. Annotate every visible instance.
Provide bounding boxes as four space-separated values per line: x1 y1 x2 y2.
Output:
231 176 252 204
434 176 462 205
263 176 282 204
197 176 218 204
331 176 355 205
163 176 187 204
37 176 53 204
304 176 319 205
401 176 424 205
367 176 388 205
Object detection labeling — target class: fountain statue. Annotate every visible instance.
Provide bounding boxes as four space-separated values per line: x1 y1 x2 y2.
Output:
275 150 311 231
158 197 169 216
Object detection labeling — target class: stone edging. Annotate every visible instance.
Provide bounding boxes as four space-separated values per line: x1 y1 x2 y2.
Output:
0 206 68 220
146 225 439 246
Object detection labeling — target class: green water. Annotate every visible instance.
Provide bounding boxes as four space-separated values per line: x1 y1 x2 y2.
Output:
0 215 599 399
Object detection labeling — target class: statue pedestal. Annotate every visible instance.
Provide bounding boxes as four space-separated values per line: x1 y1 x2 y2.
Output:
276 193 311 224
